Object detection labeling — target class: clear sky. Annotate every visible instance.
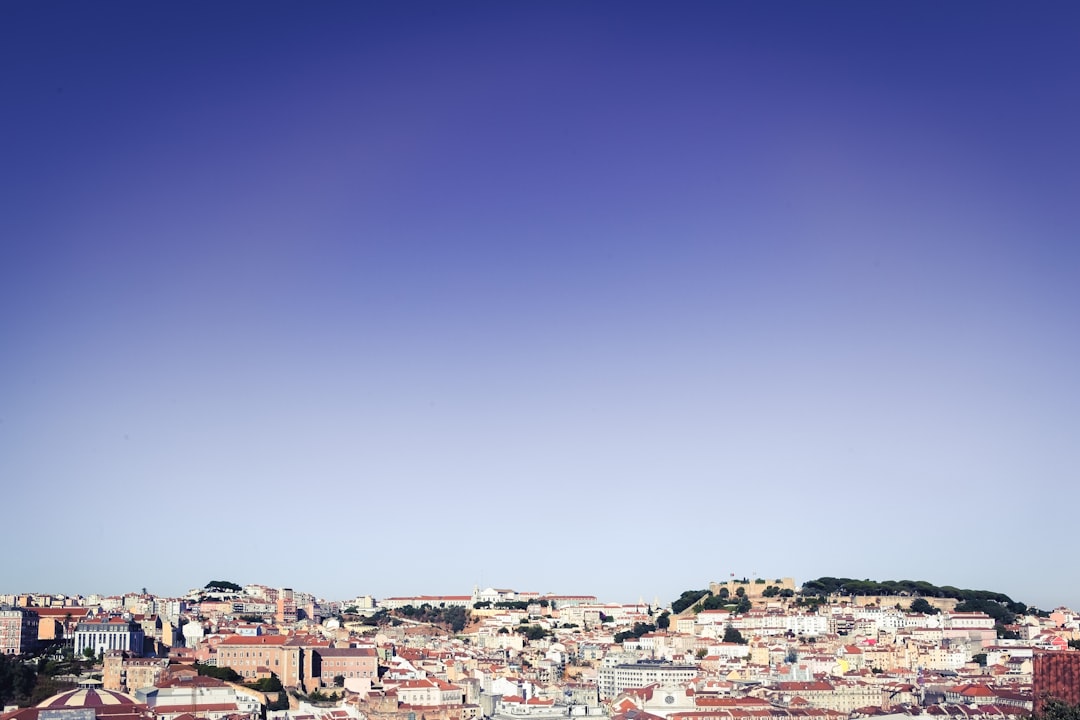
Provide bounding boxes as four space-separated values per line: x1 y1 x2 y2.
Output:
2 1 1078 611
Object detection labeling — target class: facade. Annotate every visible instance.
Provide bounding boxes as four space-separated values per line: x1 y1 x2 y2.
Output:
0 607 39 655
102 652 168 693
74 617 145 656
275 589 297 625
214 634 302 688
312 647 379 687
393 678 465 706
598 662 698 700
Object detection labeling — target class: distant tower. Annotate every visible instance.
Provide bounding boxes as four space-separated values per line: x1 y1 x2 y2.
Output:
276 588 297 625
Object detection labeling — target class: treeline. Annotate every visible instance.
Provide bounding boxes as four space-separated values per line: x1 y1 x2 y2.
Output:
670 589 751 615
801 577 1033 633
395 604 469 632
800 577 1028 612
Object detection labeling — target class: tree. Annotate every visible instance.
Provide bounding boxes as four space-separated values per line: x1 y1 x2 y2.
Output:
204 580 242 593
516 625 549 641
1038 700 1080 720
973 653 987 666
695 648 707 659
0 652 39 708
762 586 780 598
195 663 242 682
247 674 283 693
671 589 710 614
657 612 671 630
723 626 746 644
735 587 745 598
910 598 939 615
333 675 345 687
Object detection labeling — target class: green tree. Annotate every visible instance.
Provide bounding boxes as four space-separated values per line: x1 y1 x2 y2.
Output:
195 663 242 682
1038 700 1080 720
204 580 242 593
656 612 671 630
723 626 746 644
671 590 710 614
910 598 939 615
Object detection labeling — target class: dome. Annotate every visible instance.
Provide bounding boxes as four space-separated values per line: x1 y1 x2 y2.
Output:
36 689 140 709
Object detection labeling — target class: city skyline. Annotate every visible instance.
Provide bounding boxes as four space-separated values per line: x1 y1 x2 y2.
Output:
2 2 1078 610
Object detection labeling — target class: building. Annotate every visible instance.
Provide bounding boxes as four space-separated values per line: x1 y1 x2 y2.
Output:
134 675 260 720
1033 651 1080 714
311 647 379 688
275 589 297 625
102 652 168 693
214 634 302 688
74 617 145 657
0 606 39 655
597 662 698 700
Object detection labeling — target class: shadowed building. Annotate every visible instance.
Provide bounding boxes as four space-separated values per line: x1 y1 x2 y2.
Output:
0 606 39 655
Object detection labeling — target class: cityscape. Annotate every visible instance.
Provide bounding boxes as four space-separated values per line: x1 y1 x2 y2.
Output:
4 577 1080 720
4 4 1079 720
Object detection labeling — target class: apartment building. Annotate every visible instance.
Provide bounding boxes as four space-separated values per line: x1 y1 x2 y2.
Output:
0 607 38 655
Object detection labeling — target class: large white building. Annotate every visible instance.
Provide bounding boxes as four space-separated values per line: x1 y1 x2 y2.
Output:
597 661 698 700
75 616 145 656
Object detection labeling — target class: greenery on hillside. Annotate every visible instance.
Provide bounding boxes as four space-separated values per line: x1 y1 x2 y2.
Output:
394 604 469 632
614 621 657 644
515 624 550 641
723 626 747 644
195 662 242 682
671 589 710 614
800 576 1034 637
800 577 1026 610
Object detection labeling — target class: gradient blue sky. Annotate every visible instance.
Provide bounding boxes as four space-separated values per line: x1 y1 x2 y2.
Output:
2 1 1078 610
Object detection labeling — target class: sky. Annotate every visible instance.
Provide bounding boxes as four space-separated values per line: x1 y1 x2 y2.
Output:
2 1 1078 611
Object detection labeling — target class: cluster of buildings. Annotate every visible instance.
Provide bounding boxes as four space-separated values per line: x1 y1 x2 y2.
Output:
4 579 1080 720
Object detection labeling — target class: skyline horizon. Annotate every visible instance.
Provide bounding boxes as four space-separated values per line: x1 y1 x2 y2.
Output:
6 570 1072 614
